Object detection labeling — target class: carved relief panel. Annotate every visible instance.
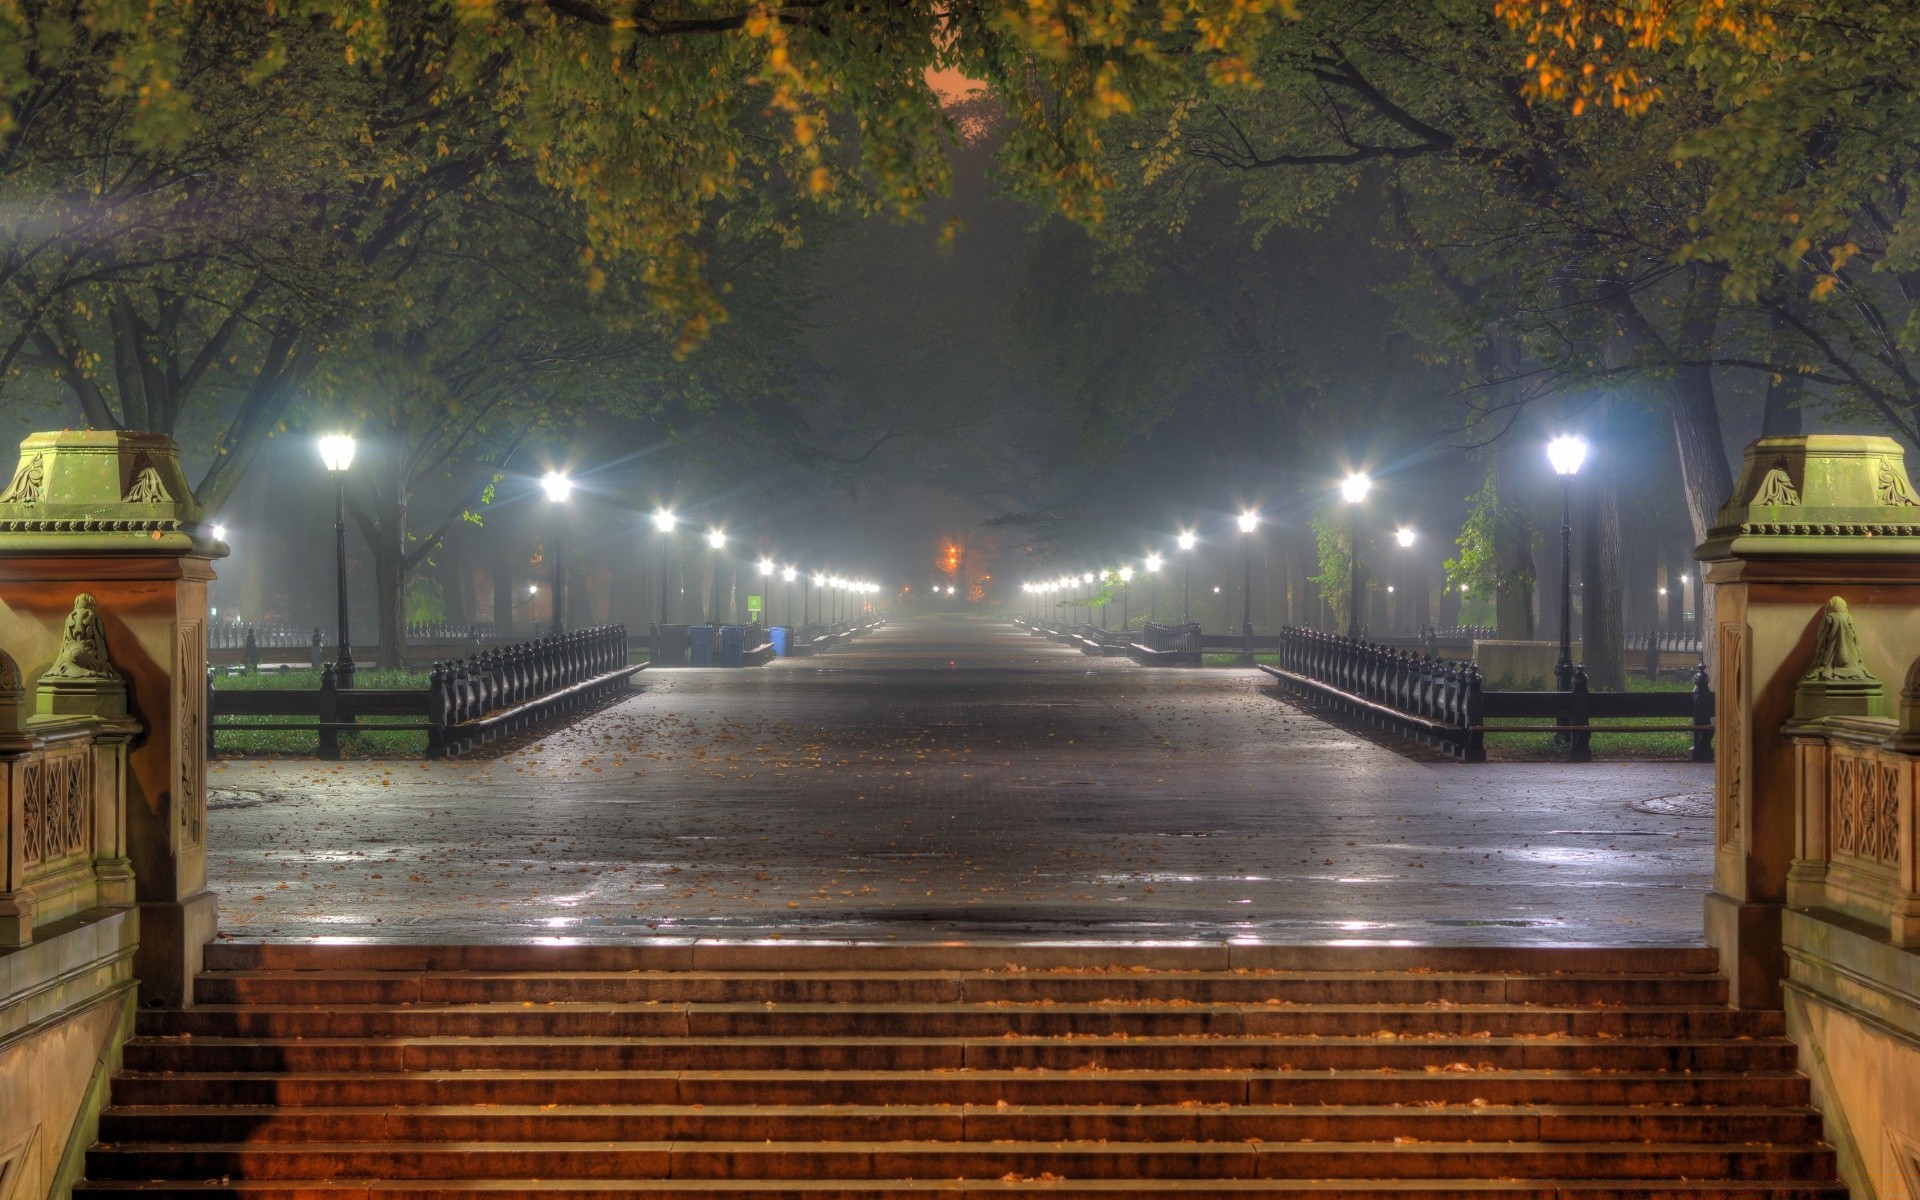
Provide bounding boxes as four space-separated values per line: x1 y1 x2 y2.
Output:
177 619 205 848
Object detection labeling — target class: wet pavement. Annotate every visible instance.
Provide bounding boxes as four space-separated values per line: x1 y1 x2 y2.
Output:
207 617 1714 946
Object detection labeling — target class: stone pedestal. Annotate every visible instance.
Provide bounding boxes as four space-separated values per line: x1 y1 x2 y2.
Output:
0 431 225 1006
1697 434 1920 1008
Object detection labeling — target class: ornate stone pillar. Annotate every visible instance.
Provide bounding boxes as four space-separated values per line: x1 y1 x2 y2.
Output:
1697 434 1920 1008
0 431 225 1006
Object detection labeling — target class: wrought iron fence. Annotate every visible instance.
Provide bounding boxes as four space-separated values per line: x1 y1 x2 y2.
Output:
209 624 642 760
1260 626 1712 763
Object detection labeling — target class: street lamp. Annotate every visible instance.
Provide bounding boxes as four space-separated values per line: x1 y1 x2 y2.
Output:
1238 511 1259 662
1119 565 1135 629
782 565 797 626
705 530 726 624
652 509 677 627
1339 474 1371 639
540 471 572 634
317 433 357 687
1395 526 1416 633
1547 435 1589 689
1176 531 1196 624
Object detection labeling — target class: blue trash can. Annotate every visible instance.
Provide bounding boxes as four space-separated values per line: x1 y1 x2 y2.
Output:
718 625 746 668
689 624 716 667
771 626 791 657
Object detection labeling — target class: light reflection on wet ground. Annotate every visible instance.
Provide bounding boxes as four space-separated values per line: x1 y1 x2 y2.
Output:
209 618 1712 946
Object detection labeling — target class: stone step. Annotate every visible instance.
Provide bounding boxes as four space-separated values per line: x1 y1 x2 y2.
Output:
136 1002 1774 1041
95 1103 1826 1146
118 1034 1801 1074
70 1177 1853 1199
187 970 1731 1008
82 1140 1837 1183
198 942 1724 976
102 1068 1816 1110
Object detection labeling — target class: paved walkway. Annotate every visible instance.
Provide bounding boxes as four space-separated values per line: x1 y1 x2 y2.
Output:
208 617 1713 946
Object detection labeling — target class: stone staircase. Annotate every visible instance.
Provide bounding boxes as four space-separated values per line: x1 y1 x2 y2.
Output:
78 943 1844 1198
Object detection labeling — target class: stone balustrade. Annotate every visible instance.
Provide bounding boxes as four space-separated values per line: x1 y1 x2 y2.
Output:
0 646 139 945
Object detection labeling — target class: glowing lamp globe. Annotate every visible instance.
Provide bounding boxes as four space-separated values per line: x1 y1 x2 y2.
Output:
1547 435 1589 477
317 434 356 473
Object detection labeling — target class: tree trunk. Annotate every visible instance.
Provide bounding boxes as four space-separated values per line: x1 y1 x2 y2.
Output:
1581 458 1626 691
439 535 468 627
1492 452 1537 640
367 437 409 672
492 529 518 634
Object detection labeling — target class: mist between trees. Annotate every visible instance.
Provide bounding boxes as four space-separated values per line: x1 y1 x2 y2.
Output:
4 0 1916 683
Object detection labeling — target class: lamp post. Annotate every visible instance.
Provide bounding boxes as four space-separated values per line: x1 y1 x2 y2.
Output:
1214 584 1224 636
1546 435 1590 691
1339 474 1371 639
705 529 726 624
809 573 824 624
1119 565 1135 629
1394 527 1416 633
540 471 572 634
782 566 797 626
1177 531 1196 624
1144 554 1162 627
317 434 357 687
652 510 677 626
1238 511 1258 663
758 559 774 627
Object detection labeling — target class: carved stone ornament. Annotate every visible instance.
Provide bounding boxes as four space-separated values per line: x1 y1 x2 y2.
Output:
1751 461 1801 506
1878 457 1920 507
0 646 22 730
1795 596 1886 719
45 593 116 681
34 592 128 719
0 451 44 503
1807 597 1874 682
122 455 173 504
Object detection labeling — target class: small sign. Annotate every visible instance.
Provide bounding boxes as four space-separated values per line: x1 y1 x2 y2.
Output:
748 595 763 615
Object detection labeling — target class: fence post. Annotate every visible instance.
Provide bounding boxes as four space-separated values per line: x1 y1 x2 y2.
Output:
1569 666 1593 763
425 663 449 760
1691 660 1714 763
243 627 260 674
1461 665 1486 763
317 663 341 761
310 627 324 671
1643 631 1659 681
205 666 219 761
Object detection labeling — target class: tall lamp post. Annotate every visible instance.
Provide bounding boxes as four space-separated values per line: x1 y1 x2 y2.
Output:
1339 474 1371 638
317 434 357 687
1144 554 1162 626
809 573 824 624
1119 565 1135 629
652 510 677 626
706 530 726 624
1395 527 1416 633
1177 531 1196 624
758 559 775 627
540 471 572 635
782 566 797 626
1546 435 1590 691
1238 511 1259 663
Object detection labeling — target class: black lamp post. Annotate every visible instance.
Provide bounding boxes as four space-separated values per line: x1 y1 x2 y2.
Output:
1395 527 1416 633
783 566 797 626
1340 473 1371 639
1547 435 1590 691
706 529 726 625
1177 531 1195 624
1238 512 1258 663
1144 554 1162 625
317 434 357 688
1119 565 1134 628
540 471 572 635
652 510 677 625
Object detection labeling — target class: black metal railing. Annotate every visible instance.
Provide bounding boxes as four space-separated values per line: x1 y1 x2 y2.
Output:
209 624 642 760
1627 629 1704 680
1259 626 1712 763
1130 621 1203 664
